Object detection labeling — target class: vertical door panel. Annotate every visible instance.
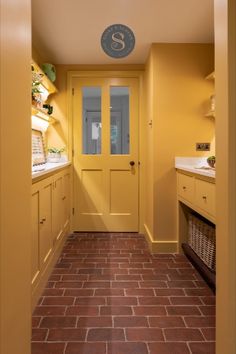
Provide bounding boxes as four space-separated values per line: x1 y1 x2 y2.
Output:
31 190 40 287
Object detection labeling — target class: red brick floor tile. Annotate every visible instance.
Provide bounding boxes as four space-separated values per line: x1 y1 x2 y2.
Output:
32 328 48 341
149 316 186 328
107 342 148 354
170 296 202 305
31 343 65 354
138 296 170 305
47 328 86 341
126 328 164 341
89 274 115 280
42 289 64 296
149 342 190 354
164 328 204 341
33 306 66 316
125 288 155 296
32 317 41 328
141 274 168 280
154 288 185 296
95 288 124 296
167 306 201 316
55 281 83 288
167 280 197 288
115 274 141 281
66 306 99 316
200 296 216 305
189 342 215 353
87 328 125 341
83 281 111 288
66 342 106 354
75 297 105 305
199 305 216 316
101 305 132 315
139 281 168 288
185 288 213 296
40 316 76 328
133 305 166 316
112 281 139 288
64 289 94 297
107 296 137 305
77 316 112 328
114 316 148 327
61 274 88 281
184 316 215 327
201 328 216 341
42 297 74 306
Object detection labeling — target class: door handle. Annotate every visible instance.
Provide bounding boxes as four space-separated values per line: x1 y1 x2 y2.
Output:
129 161 135 166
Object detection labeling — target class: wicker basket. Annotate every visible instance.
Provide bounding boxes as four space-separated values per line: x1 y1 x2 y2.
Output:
188 214 216 271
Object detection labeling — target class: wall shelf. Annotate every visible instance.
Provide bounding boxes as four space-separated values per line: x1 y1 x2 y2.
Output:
31 106 58 124
31 60 58 96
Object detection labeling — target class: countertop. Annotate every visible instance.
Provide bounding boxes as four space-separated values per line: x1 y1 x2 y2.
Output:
175 157 215 179
32 161 71 180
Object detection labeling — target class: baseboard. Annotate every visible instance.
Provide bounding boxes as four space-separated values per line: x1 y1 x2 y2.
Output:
143 223 178 253
31 227 69 311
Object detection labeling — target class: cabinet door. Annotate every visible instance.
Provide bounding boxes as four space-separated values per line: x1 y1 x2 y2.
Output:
31 188 40 288
195 179 215 217
52 172 63 243
177 173 195 204
39 178 53 268
62 169 71 230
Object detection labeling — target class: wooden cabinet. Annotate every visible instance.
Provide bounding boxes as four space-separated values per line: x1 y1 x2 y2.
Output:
195 178 215 216
177 173 195 204
31 166 71 307
177 170 215 222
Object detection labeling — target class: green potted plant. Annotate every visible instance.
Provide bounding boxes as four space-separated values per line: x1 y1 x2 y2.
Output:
32 66 42 107
47 146 65 163
207 155 216 168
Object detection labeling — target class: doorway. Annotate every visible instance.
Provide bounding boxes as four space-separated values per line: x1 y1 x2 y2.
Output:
71 75 140 232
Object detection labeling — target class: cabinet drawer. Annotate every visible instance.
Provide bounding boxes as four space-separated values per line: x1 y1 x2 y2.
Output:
178 173 195 203
195 179 215 216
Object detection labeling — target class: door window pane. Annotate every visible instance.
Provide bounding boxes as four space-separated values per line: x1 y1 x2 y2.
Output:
82 87 101 154
110 87 130 155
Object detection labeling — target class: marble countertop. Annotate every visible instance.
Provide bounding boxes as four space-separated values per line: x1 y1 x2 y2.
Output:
175 157 215 179
32 161 71 180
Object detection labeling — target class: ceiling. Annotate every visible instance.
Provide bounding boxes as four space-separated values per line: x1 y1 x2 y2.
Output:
32 0 214 65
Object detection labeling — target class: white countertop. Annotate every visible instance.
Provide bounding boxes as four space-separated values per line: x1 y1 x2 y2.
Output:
175 157 215 179
32 161 71 180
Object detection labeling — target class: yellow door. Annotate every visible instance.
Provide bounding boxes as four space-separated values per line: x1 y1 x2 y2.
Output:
73 77 139 232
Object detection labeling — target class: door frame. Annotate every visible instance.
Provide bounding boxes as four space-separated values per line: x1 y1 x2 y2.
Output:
67 70 145 233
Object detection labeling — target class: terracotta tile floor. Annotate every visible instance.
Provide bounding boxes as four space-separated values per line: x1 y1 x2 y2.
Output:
32 233 215 354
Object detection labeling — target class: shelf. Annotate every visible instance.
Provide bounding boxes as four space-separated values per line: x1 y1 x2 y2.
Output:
31 106 58 124
31 60 58 96
205 71 215 81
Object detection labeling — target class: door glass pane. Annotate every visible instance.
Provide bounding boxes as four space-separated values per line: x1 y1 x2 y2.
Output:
110 87 130 155
82 87 101 154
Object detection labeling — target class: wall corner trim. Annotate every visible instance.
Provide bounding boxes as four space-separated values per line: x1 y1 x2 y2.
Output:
143 223 178 253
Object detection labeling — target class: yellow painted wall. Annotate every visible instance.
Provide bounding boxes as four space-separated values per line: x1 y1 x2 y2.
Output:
0 0 31 353
144 44 215 251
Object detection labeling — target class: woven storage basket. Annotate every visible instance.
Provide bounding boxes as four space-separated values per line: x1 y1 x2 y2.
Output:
188 214 216 271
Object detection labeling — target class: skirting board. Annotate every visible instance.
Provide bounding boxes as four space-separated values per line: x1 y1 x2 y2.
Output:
143 223 178 253
31 227 69 311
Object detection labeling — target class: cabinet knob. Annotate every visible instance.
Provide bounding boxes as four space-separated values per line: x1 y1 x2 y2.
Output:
62 196 66 201
202 196 207 200
129 161 135 167
40 217 46 224
183 186 186 190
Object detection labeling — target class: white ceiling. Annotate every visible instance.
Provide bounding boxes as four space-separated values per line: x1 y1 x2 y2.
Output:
32 0 214 65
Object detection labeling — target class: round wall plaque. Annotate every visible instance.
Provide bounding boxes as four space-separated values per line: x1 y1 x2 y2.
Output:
101 24 135 58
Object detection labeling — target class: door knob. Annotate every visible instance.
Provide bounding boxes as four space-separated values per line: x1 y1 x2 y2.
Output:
129 161 135 166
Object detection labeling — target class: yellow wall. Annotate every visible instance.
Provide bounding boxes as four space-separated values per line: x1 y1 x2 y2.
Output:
0 0 31 353
144 44 215 252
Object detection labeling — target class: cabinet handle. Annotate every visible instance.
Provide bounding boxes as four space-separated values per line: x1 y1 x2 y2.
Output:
202 196 207 200
62 196 66 201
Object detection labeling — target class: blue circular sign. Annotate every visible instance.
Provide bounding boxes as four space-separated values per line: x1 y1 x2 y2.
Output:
101 24 135 58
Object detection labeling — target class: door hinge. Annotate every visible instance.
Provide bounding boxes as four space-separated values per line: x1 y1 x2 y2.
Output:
72 88 74 95
72 208 75 215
